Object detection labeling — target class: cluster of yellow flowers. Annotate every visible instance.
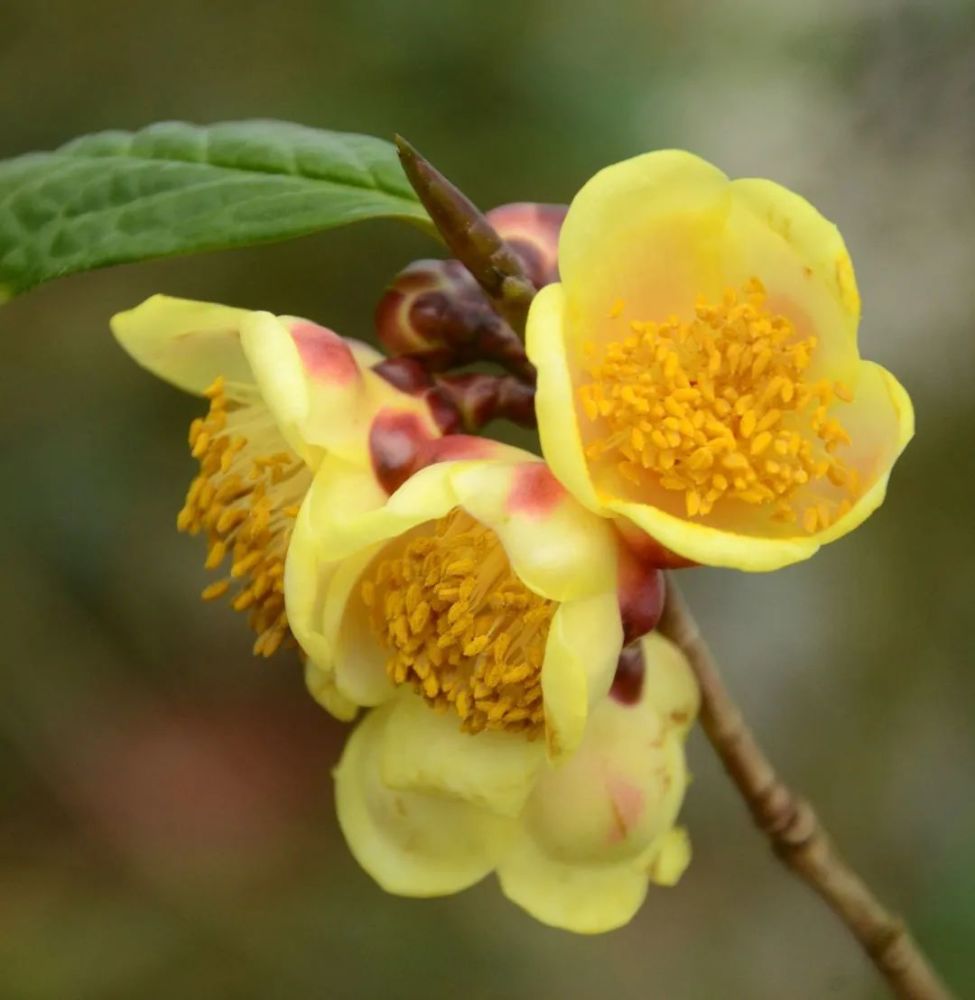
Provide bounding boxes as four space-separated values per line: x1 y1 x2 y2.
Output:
112 151 912 933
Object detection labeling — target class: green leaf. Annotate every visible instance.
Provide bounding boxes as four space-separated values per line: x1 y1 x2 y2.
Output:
0 120 433 300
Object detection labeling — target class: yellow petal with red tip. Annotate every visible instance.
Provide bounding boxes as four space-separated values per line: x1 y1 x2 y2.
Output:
525 692 689 866
240 311 440 471
449 459 618 601
496 632 695 931
304 449 618 602
293 451 623 755
331 606 697 929
335 704 513 896
110 295 253 394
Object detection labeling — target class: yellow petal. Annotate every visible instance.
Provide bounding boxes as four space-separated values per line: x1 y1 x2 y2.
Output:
642 826 692 887
110 295 253 395
730 177 860 344
639 632 700 735
557 150 730 330
284 485 340 672
541 593 622 760
284 456 391 714
303 658 358 722
812 360 914 546
496 829 649 934
328 547 395 707
380 694 545 819
526 284 602 514
295 459 393 707
606 495 818 571
335 704 513 897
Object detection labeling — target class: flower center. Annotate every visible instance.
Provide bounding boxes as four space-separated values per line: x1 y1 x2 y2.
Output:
360 509 554 737
579 279 858 532
177 376 312 657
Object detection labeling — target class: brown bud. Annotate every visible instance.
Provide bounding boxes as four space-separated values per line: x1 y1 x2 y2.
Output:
611 643 645 705
395 136 537 335
374 259 535 382
371 356 463 435
434 372 537 431
486 202 567 289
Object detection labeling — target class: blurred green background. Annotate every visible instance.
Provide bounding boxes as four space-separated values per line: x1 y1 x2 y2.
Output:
1 1 973 997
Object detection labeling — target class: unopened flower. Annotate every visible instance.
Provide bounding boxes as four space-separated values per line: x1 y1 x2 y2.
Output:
288 442 624 760
111 295 442 670
334 630 698 933
527 151 914 571
374 202 566 378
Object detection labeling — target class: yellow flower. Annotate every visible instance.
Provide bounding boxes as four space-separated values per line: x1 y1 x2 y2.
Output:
334 631 698 933
111 295 442 671
288 443 624 762
526 150 914 571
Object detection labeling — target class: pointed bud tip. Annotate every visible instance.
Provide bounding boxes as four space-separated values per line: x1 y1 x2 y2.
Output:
393 133 416 159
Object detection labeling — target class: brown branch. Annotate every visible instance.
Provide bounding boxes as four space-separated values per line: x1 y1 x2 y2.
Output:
657 578 953 1000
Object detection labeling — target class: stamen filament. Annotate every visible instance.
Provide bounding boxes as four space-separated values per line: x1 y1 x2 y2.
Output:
178 376 310 657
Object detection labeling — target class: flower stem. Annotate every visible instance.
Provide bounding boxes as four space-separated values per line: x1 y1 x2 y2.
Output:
657 577 953 1000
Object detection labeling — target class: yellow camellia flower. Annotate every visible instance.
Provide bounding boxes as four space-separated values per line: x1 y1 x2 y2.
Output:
334 630 698 933
527 150 914 571
288 442 624 762
111 295 442 670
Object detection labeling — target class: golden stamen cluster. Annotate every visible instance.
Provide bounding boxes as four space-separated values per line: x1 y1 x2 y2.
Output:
361 509 554 736
579 279 859 532
177 377 311 657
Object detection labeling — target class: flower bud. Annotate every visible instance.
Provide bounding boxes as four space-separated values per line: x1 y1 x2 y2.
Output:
374 258 533 380
486 202 567 289
374 202 567 381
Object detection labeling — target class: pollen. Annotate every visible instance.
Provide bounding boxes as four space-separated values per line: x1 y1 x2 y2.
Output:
360 509 555 737
578 279 858 531
178 376 312 657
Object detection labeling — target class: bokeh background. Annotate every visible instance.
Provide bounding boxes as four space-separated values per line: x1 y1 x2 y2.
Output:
1 1 973 997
